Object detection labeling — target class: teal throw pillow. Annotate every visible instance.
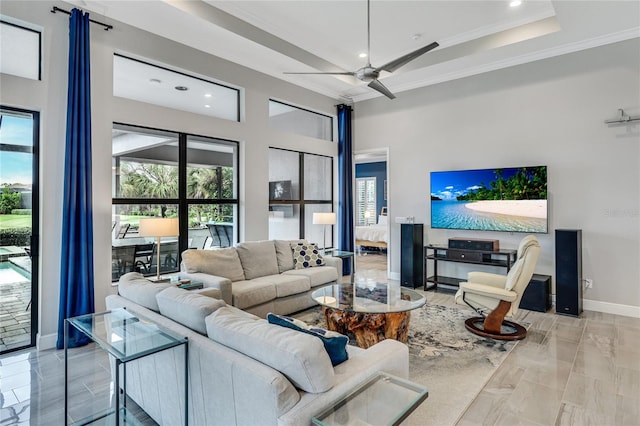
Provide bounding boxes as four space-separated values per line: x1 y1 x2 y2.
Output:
267 313 348 366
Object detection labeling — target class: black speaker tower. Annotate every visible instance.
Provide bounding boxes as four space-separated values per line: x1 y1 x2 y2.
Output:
555 229 582 317
401 223 424 288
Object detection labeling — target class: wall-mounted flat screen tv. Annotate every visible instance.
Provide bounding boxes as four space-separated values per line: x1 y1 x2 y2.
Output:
430 166 548 233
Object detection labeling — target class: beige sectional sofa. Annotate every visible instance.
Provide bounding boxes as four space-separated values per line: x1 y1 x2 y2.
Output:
179 240 342 317
108 276 409 426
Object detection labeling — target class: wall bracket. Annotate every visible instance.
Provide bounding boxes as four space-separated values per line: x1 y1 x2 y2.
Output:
604 108 640 124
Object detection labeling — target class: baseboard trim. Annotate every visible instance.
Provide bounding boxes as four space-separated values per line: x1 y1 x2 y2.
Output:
37 333 57 351
582 299 640 318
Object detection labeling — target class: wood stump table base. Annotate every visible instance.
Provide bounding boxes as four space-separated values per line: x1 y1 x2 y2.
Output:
322 307 411 349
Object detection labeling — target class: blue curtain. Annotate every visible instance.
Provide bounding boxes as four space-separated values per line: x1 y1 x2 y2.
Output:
57 9 95 349
337 105 354 276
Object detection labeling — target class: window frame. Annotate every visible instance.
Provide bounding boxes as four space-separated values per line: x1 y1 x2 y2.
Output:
356 177 377 226
0 19 42 81
111 122 240 281
113 53 241 122
268 147 334 243
268 99 334 142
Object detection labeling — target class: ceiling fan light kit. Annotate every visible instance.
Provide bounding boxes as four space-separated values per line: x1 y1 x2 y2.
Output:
284 0 439 99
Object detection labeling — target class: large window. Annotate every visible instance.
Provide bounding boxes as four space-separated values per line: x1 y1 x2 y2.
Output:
269 100 333 141
112 124 238 281
268 148 333 247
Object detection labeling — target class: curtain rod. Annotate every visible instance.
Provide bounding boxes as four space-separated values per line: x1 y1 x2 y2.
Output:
51 6 113 31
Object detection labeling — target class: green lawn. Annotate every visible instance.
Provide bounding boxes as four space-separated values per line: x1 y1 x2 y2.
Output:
0 215 31 230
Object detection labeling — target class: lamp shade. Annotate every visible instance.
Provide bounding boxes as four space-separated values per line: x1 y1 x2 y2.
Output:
313 212 336 225
138 218 179 237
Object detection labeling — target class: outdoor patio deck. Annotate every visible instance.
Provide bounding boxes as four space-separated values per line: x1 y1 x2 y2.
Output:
0 256 31 352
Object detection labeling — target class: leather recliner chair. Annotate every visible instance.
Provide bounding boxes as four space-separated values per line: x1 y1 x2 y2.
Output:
454 235 541 340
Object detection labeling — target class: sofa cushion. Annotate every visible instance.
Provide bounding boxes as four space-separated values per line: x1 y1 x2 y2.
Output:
250 274 310 298
117 272 173 311
181 248 245 282
236 241 279 280
206 307 334 393
292 243 325 269
283 266 339 287
232 280 277 310
267 313 349 366
156 286 226 334
274 240 295 273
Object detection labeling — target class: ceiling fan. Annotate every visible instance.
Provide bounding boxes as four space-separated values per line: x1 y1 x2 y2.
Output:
284 0 439 99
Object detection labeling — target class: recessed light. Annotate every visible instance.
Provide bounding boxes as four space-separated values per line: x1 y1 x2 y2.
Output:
510 0 522 7
358 52 367 58
149 78 161 84
204 93 212 98
175 86 188 91
204 105 211 108
411 33 422 41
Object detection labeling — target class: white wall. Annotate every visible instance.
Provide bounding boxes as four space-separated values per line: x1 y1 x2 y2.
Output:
354 39 640 313
0 1 338 348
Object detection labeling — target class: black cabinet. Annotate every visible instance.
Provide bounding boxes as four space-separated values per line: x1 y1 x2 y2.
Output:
520 274 552 312
400 224 424 288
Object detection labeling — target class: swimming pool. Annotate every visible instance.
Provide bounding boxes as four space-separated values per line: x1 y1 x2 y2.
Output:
0 260 31 285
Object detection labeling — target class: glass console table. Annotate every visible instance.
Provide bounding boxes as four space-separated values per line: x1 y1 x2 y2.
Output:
312 372 428 426
65 308 188 425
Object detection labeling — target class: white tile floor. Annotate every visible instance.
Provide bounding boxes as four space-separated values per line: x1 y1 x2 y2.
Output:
0 344 156 425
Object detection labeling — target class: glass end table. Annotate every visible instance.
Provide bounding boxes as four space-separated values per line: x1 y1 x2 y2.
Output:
65 308 188 425
324 249 356 280
312 372 428 426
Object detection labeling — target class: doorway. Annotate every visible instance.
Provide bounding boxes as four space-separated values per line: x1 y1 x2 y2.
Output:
354 148 390 275
0 106 39 354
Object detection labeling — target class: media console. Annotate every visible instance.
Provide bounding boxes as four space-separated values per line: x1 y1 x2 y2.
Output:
423 244 517 291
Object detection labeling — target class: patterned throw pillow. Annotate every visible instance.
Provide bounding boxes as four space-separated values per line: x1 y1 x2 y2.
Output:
292 243 325 269
267 313 349 366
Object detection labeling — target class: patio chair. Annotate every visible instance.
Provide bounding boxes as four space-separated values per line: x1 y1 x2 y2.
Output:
206 223 232 248
115 223 130 239
111 245 136 280
132 243 154 273
141 241 180 276
188 235 209 250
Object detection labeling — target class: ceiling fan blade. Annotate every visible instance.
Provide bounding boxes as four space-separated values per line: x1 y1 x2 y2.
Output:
376 41 439 73
368 79 396 99
283 72 355 75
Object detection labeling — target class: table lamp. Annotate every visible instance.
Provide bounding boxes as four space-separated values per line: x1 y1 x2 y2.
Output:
313 212 336 252
138 217 179 282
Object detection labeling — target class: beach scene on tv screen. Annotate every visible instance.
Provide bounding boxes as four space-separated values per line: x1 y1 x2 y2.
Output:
430 166 547 233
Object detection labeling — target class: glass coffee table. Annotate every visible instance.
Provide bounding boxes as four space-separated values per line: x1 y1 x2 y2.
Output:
312 372 428 426
311 282 426 348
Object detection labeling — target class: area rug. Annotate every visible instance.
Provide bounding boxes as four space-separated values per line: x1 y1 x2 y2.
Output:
294 303 525 426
